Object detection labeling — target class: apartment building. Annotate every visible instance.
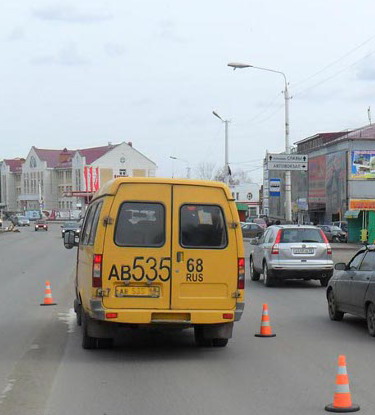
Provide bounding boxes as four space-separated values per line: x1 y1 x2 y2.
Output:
1 141 157 214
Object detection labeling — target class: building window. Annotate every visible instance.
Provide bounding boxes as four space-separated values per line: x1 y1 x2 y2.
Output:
119 169 127 177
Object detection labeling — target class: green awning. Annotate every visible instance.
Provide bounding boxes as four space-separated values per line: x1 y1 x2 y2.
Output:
344 210 360 219
236 203 249 211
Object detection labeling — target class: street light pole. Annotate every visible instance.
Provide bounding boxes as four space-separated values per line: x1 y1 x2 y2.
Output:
169 156 191 178
212 111 230 186
228 62 292 222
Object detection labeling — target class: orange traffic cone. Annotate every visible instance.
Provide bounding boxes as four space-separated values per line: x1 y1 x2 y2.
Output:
255 303 276 337
40 281 57 306
325 355 360 412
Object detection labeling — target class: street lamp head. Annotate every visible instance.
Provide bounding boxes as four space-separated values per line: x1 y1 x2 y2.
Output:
212 110 223 121
227 62 253 70
169 156 177 160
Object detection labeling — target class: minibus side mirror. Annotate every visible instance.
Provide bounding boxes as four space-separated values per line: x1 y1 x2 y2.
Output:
64 230 79 249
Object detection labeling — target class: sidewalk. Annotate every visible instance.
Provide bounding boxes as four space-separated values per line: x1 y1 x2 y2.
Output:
331 242 362 250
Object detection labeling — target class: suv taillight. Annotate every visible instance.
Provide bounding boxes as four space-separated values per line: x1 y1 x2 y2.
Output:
92 254 102 288
271 230 282 255
319 230 332 255
238 258 245 289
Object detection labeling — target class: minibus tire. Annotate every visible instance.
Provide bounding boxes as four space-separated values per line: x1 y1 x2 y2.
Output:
212 338 228 347
76 303 82 326
194 327 213 347
82 312 99 349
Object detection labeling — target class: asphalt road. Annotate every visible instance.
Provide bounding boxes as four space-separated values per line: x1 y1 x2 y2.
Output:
1 226 374 415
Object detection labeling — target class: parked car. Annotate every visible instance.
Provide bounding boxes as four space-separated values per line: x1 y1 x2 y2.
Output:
14 216 30 226
241 222 264 239
317 225 347 243
327 245 375 336
61 221 81 238
249 225 334 287
35 220 48 231
332 220 348 233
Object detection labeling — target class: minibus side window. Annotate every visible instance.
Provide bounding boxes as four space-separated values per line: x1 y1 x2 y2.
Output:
88 202 103 245
115 202 165 247
81 204 97 245
180 205 227 249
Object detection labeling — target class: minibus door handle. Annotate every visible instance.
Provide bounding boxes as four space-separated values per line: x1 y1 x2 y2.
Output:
177 252 184 262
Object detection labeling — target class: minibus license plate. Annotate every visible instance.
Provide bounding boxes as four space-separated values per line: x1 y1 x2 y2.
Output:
293 248 314 254
115 286 160 298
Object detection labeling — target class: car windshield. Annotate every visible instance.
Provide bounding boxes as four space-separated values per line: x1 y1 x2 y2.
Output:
331 226 342 231
18 216 27 220
64 222 78 227
280 228 325 243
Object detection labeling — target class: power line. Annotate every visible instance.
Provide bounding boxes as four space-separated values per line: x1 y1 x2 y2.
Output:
246 92 283 123
292 33 375 89
294 49 375 98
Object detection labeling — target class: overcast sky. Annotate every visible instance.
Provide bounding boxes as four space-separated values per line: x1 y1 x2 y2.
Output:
1 0 375 183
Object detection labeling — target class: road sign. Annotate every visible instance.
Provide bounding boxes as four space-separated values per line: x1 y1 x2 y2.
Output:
268 161 308 171
268 153 308 163
269 178 281 196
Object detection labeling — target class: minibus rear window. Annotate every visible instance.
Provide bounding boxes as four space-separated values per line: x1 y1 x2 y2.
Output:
115 202 165 247
180 205 227 248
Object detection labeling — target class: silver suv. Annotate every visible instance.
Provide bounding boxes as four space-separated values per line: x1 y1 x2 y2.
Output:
249 225 334 287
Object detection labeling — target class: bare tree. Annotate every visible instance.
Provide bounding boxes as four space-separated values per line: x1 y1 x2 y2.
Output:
195 162 217 180
214 167 253 185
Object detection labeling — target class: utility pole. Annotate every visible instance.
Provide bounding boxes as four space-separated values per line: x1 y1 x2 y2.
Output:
213 111 230 185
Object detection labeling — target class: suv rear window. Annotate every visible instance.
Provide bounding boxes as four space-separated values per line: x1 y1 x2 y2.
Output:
115 202 165 247
280 228 324 243
180 205 227 248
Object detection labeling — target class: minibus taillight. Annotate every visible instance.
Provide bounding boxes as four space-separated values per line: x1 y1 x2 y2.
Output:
319 230 332 255
92 254 102 288
271 230 282 255
238 258 245 289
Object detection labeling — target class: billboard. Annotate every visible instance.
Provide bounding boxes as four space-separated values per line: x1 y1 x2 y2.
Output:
326 151 347 215
351 151 375 179
308 156 326 208
83 166 100 192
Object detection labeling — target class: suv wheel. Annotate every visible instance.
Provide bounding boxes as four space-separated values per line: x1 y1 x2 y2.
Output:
250 257 260 281
367 303 375 337
327 290 344 321
263 263 274 287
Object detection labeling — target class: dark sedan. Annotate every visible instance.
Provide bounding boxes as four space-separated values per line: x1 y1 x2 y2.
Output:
61 221 81 238
241 222 264 239
317 224 347 243
327 245 375 336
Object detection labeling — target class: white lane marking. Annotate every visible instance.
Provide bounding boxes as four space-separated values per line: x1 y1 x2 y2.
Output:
30 344 40 350
58 308 76 333
0 379 16 404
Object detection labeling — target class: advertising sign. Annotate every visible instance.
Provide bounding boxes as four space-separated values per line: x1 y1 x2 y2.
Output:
326 151 347 215
83 166 100 192
308 156 326 207
351 151 375 180
349 199 375 210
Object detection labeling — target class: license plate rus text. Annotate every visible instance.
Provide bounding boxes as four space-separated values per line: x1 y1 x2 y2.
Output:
115 286 160 298
293 248 314 254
